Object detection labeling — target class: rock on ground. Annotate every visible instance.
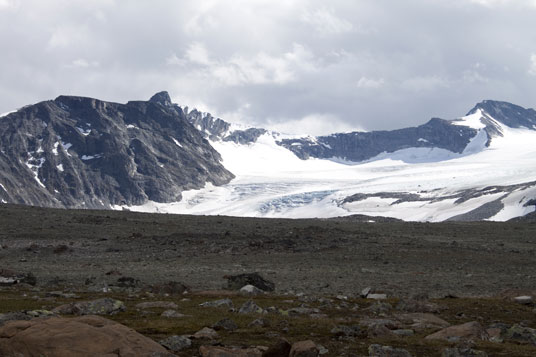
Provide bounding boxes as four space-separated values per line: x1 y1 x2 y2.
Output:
239 300 264 314
290 340 319 357
193 327 219 339
159 335 192 352
225 273 275 292
425 321 489 342
0 315 173 357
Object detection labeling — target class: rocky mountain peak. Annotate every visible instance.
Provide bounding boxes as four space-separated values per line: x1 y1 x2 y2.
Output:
149 91 172 106
467 100 536 130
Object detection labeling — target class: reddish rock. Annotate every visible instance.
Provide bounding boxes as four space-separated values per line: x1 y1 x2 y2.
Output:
425 321 489 341
290 340 318 357
0 315 172 357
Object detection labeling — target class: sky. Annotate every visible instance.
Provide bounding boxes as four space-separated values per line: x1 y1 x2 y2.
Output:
1 0 535 135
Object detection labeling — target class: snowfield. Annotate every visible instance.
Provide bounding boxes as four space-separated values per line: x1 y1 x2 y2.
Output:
119 112 536 222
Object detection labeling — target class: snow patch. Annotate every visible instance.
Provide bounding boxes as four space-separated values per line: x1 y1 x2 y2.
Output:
172 137 183 148
56 164 64 172
126 124 139 129
52 142 60 156
61 142 72 156
0 110 16 118
81 154 102 160
0 183 7 193
25 154 46 188
76 127 91 136
417 138 428 143
451 109 487 129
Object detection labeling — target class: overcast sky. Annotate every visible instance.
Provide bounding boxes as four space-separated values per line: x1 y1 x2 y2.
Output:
1 0 535 134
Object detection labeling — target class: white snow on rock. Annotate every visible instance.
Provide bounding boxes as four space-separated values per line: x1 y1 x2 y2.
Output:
25 154 46 188
0 183 7 193
76 127 91 136
56 164 64 172
172 138 183 148
0 110 16 118
81 154 102 160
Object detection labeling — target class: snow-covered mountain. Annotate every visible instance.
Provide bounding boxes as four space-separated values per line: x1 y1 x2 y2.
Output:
128 99 536 222
1 92 535 221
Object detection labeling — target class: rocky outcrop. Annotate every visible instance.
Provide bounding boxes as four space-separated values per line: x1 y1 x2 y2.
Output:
0 91 234 208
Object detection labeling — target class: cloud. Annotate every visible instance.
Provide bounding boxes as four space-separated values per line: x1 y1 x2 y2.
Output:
181 43 316 86
357 77 385 89
301 8 354 34
530 54 536 76
267 113 359 136
1 1 536 133
0 0 18 10
67 59 100 68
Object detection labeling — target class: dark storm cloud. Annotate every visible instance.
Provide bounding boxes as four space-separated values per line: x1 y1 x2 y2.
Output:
1 0 535 134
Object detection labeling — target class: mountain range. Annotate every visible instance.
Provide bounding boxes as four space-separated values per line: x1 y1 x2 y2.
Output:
1 91 535 221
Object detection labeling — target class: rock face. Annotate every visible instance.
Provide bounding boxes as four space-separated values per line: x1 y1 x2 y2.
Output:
0 315 172 357
0 91 234 208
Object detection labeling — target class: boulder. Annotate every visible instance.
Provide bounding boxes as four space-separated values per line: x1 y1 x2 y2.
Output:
161 310 186 318
502 324 536 345
240 284 265 296
425 321 489 342
213 318 238 331
513 296 533 305
368 344 412 357
225 273 275 292
263 338 291 357
53 298 125 316
150 281 189 295
116 276 141 288
289 340 318 357
200 345 264 357
239 300 264 314
0 315 173 357
159 335 192 352
193 327 219 339
0 269 36 286
331 325 361 337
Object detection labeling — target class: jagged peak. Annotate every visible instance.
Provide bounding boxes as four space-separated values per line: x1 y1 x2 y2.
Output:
466 100 536 130
149 91 172 106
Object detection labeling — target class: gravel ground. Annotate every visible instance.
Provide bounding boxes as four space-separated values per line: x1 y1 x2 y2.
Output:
1 203 535 298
